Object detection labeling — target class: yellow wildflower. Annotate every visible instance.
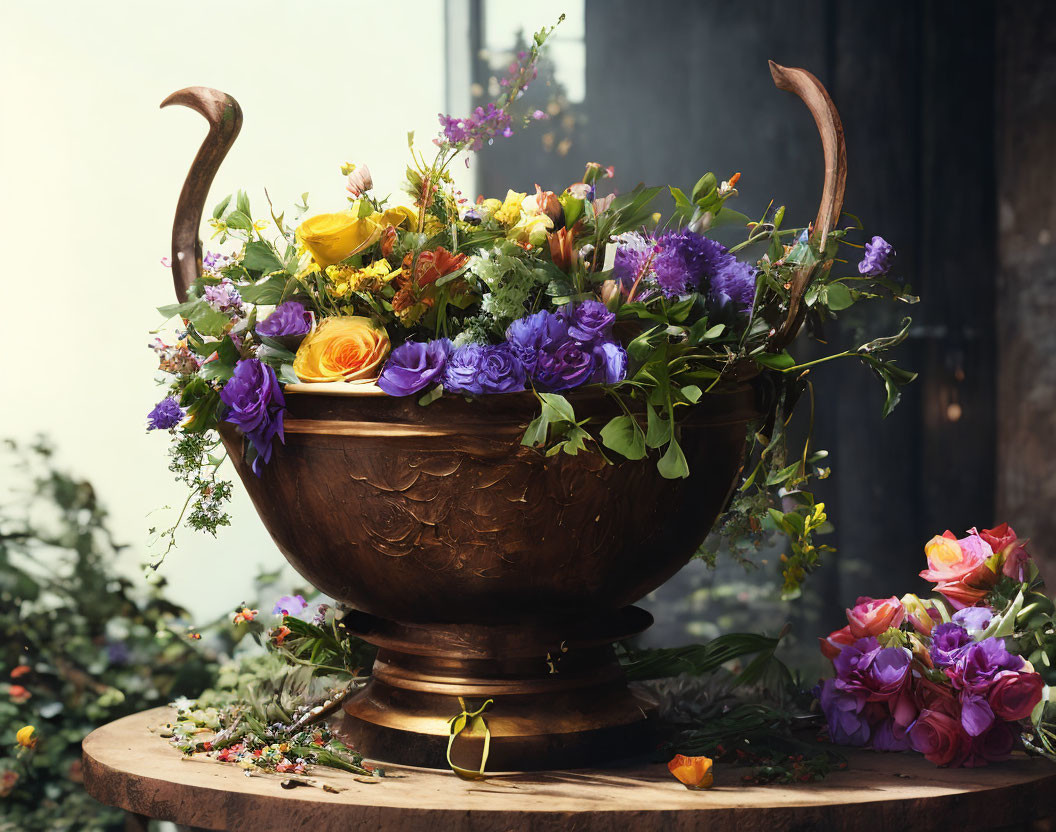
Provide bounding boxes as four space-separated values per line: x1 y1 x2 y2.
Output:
493 190 527 226
16 725 37 749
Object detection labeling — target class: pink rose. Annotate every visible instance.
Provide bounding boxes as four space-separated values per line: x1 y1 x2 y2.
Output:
909 708 966 766
846 596 906 639
988 670 1044 721
920 530 999 609
819 624 856 661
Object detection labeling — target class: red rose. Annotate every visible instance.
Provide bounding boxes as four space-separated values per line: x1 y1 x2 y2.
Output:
980 523 1031 581
846 596 906 639
988 670 1044 721
909 708 966 766
914 676 960 719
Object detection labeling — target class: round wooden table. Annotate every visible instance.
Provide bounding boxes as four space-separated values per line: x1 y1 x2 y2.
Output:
83 707 1056 832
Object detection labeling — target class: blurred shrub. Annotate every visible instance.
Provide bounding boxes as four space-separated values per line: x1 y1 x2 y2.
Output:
0 439 221 831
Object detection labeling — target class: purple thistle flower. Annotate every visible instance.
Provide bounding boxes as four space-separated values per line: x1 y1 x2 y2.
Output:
711 258 758 309
147 397 184 431
859 235 895 276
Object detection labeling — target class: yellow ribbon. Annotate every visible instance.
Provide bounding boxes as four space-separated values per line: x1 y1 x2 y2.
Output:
446 697 494 780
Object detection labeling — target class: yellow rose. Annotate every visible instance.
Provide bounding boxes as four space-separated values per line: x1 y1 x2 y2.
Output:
296 212 382 267
493 190 527 226
16 725 36 749
293 316 391 382
508 213 554 247
376 206 417 229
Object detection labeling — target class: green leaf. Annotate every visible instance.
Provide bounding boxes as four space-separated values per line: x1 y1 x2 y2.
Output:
238 274 290 305
157 299 199 321
644 405 671 449
236 189 251 219
243 241 284 275
824 282 854 311
225 210 253 231
753 351 796 371
199 359 234 383
212 194 232 220
521 413 550 447
857 318 912 354
256 335 296 361
417 385 444 406
680 385 702 404
657 437 690 479
599 415 647 460
187 303 231 337
559 425 591 456
539 392 575 424
765 461 801 486
688 321 725 344
278 364 300 385
691 173 717 204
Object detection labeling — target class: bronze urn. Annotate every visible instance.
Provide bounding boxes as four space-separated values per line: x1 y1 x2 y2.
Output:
161 61 845 771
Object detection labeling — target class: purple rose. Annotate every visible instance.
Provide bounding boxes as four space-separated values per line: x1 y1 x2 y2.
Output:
444 344 527 395
506 310 567 375
952 607 994 635
858 235 895 276
220 359 286 476
834 637 911 701
377 339 452 396
147 396 184 430
592 340 628 384
930 622 972 668
560 300 615 344
257 301 312 338
819 678 870 746
533 340 598 391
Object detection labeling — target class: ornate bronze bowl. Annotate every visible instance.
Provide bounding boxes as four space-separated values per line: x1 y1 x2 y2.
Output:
162 61 844 770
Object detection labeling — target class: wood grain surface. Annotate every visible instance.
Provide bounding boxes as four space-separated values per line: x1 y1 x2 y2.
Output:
83 707 1056 832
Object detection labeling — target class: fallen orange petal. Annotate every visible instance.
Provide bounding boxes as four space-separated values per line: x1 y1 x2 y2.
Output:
668 753 714 789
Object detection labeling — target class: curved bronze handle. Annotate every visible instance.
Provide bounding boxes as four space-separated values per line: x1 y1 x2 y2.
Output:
161 87 243 302
767 61 847 350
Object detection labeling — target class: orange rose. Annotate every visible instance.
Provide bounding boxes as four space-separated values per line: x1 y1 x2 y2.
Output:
293 316 390 383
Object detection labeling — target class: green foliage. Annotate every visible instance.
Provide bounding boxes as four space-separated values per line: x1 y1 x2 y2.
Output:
0 440 221 830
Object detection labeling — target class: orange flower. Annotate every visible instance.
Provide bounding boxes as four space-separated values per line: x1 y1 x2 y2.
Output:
402 247 469 288
548 223 581 273
232 607 258 625
10 665 30 679
380 225 398 259
0 769 18 798
8 685 30 704
668 754 714 789
293 317 391 383
272 625 292 646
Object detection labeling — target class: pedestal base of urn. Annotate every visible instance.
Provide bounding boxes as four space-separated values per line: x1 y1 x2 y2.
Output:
332 606 658 771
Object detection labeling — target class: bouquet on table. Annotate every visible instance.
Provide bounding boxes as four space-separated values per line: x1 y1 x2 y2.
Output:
819 523 1056 767
145 16 915 594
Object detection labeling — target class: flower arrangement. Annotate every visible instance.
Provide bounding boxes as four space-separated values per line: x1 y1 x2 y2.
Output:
146 16 915 596
819 523 1056 767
